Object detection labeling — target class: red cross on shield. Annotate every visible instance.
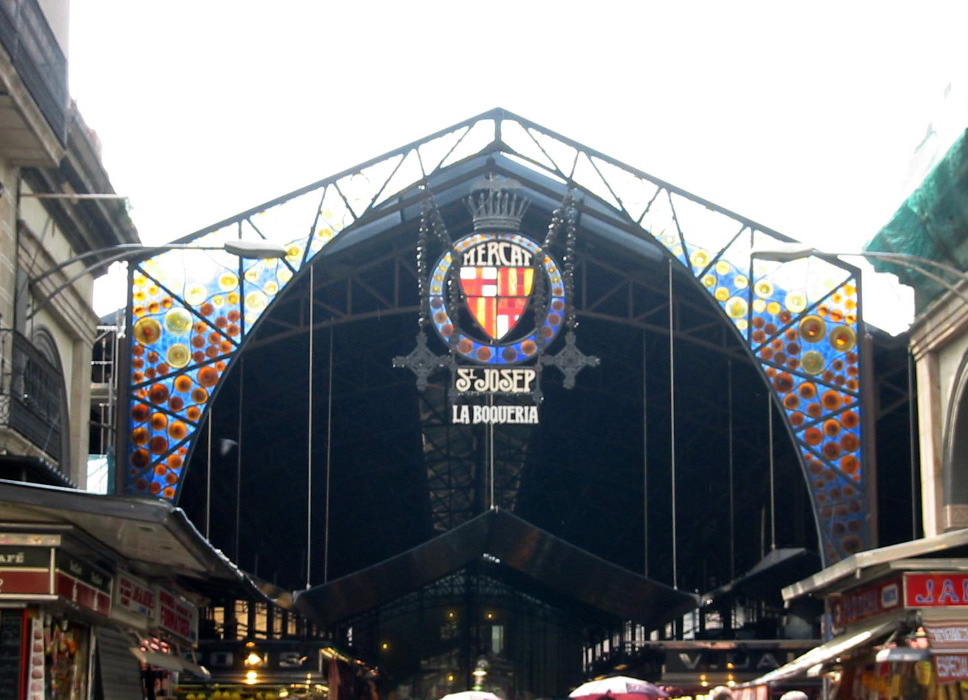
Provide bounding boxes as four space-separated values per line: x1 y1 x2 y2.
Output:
459 265 535 341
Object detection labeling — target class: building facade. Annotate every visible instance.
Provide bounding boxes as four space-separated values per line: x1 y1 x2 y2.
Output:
0 0 138 487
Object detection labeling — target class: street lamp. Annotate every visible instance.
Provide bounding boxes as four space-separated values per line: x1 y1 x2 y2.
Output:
24 239 289 320
751 243 968 309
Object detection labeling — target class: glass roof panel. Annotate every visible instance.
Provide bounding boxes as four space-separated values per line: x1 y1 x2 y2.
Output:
245 189 323 272
572 152 621 209
374 150 426 207
440 120 495 168
418 128 467 176
589 156 660 223
529 128 578 178
501 119 557 171
639 189 686 265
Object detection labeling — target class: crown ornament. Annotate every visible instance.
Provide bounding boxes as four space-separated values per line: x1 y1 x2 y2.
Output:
466 176 530 232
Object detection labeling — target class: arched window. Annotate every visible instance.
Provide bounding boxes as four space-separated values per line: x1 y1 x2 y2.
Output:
21 327 71 471
943 352 968 529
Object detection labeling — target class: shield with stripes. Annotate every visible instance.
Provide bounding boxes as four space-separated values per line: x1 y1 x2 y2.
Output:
459 264 535 341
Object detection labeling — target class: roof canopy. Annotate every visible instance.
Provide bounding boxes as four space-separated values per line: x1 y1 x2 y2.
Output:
295 508 698 629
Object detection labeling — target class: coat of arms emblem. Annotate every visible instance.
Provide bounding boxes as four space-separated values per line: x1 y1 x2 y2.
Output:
394 176 599 422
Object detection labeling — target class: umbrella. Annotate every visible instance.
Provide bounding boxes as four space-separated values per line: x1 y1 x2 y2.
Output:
439 692 505 700
569 676 669 700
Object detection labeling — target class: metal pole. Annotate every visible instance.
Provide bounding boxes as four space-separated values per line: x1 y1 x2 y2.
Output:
668 259 678 589
488 394 495 509
324 326 334 584
206 409 212 539
234 360 244 563
306 265 315 590
643 329 649 578
769 392 776 550
728 360 735 580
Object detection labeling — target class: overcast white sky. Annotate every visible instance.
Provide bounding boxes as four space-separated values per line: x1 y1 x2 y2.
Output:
69 1 967 330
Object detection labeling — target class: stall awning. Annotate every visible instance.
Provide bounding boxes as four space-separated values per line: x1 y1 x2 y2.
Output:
128 644 211 678
0 479 246 583
750 616 908 685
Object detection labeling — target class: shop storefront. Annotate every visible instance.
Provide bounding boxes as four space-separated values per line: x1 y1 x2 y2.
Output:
0 480 256 700
0 532 115 699
748 531 968 700
0 529 203 699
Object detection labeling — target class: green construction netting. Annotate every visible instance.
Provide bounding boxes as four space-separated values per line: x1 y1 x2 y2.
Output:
866 129 968 311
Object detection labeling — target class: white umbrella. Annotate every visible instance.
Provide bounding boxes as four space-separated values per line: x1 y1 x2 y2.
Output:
439 692 505 700
569 676 668 700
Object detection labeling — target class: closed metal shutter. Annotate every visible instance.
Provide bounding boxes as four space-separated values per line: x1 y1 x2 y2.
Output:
96 626 144 700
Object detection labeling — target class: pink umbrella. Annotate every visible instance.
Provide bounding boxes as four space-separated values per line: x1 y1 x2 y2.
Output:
569 676 669 700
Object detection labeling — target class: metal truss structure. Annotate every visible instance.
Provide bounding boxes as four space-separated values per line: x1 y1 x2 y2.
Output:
122 108 874 579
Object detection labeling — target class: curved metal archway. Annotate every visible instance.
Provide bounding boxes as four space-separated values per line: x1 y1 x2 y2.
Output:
119 108 870 564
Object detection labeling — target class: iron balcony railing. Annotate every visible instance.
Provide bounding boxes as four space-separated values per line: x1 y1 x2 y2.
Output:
0 328 64 464
0 0 68 144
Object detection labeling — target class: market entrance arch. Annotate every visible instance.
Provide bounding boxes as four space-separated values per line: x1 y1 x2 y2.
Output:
120 109 872 578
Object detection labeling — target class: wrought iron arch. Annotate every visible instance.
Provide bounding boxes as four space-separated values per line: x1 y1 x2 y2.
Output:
120 108 870 564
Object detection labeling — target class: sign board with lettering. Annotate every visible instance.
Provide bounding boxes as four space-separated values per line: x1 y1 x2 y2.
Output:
394 178 598 424
0 546 113 618
662 645 815 682
54 550 112 616
197 640 328 681
828 573 968 635
0 546 53 597
113 572 156 628
830 577 902 632
904 573 968 608
155 586 198 644
923 621 968 651
934 653 968 683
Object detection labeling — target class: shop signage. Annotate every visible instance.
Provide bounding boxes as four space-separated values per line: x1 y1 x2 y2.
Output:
115 572 155 621
830 576 901 632
934 653 968 683
0 546 53 596
155 587 198 644
905 573 968 607
54 550 112 616
394 178 598 422
923 620 968 650
198 641 327 677
663 646 810 675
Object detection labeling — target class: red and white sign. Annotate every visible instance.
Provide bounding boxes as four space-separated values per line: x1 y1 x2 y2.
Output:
115 572 155 620
0 546 52 596
54 551 112 616
905 573 968 607
155 587 198 643
923 620 968 650
935 654 968 683
830 577 901 631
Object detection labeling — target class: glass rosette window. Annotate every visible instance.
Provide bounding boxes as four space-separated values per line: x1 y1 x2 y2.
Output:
128 251 243 498
749 238 865 559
